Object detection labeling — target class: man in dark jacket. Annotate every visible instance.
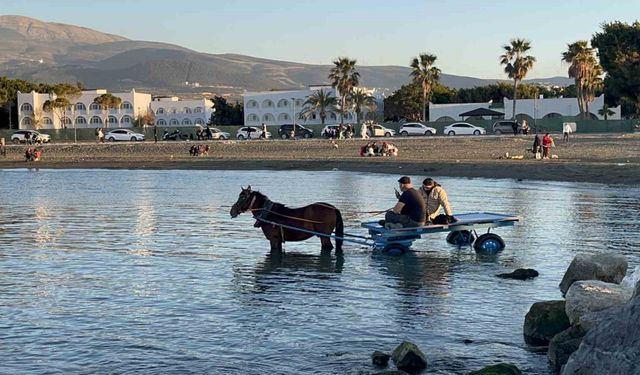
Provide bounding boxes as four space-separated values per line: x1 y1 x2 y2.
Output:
382 176 426 228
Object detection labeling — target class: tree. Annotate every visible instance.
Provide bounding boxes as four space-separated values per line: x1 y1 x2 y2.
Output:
94 93 122 128
500 38 536 119
42 97 71 128
598 103 615 120
410 53 441 122
300 89 337 125
329 57 359 124
592 21 640 117
209 96 243 125
562 41 603 119
135 110 155 127
346 88 376 124
383 82 423 122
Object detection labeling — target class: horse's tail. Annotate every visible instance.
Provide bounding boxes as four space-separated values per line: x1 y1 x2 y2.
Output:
335 208 344 251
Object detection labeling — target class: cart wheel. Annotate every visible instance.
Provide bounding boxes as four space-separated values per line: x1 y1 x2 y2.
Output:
473 233 505 253
383 244 409 255
446 230 475 246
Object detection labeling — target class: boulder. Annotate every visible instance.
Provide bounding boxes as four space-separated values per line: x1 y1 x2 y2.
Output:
523 300 570 346
561 294 640 375
547 325 586 372
559 253 628 296
496 268 539 280
391 341 427 372
468 363 522 375
564 280 633 325
371 351 390 367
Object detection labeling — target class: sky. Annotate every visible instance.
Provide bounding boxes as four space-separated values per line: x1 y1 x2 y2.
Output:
1 0 639 78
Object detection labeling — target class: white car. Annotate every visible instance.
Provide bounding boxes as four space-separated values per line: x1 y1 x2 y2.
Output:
236 126 271 140
443 122 487 136
195 125 230 140
11 130 51 144
399 122 437 136
105 129 145 142
367 124 395 137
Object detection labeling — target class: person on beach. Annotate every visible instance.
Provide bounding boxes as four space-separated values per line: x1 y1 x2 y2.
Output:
542 133 554 159
381 176 426 229
532 134 542 159
512 121 519 135
563 122 572 143
206 125 213 140
360 123 369 139
24 132 31 145
0 138 6 157
522 120 529 135
154 125 158 143
420 178 455 225
261 123 268 139
98 128 104 143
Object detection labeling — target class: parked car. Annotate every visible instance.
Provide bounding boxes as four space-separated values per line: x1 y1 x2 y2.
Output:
443 122 486 136
105 129 145 142
236 126 271 140
367 124 396 137
11 130 51 144
278 124 314 139
196 125 231 140
321 124 339 138
399 122 437 136
492 120 520 135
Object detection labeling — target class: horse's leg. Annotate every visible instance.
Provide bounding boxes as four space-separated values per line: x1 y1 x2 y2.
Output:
320 235 333 251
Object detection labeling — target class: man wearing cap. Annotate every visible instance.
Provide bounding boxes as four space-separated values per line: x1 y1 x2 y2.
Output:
420 178 455 224
383 176 426 228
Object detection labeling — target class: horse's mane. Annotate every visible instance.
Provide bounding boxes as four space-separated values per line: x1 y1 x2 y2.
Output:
251 190 287 209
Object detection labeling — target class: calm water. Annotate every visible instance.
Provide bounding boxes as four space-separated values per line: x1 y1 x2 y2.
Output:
1 169 639 375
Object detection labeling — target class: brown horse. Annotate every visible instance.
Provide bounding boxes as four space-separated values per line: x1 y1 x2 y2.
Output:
230 186 344 252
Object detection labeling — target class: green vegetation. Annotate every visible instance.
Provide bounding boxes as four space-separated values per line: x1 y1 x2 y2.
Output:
500 38 536 119
93 93 122 128
329 57 360 124
410 53 441 122
209 96 243 126
301 89 337 125
562 41 603 119
347 88 376 124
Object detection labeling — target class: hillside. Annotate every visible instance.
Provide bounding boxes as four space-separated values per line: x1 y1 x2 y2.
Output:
0 15 573 95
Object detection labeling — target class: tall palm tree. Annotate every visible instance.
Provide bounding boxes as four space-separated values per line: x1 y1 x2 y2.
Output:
500 38 536 119
410 53 441 122
329 57 359 124
300 89 337 125
562 41 594 118
348 88 377 124
583 64 603 118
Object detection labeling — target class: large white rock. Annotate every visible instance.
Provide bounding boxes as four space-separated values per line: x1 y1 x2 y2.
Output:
564 280 633 325
559 253 628 296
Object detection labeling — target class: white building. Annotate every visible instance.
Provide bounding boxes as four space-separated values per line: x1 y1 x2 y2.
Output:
17 89 152 129
429 95 621 122
244 85 377 127
149 96 214 127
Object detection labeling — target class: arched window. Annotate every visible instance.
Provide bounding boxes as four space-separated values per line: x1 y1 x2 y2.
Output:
76 116 87 126
43 117 53 125
156 107 165 114
542 112 562 119
171 108 177 114
90 116 103 125
262 100 274 108
62 117 72 127
21 117 33 126
21 103 33 112
295 99 304 107
329 112 337 120
247 100 258 108
170 119 179 126
108 116 118 125
194 118 205 125
277 99 289 108
184 107 192 114
182 118 192 125
194 107 202 113
90 102 101 111
157 119 167 126
75 103 86 111
262 113 275 122
247 114 259 122
278 113 290 121
121 101 133 110
121 115 132 125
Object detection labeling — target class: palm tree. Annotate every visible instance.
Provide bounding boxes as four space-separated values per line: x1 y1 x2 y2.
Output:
348 88 377 124
500 38 536 119
329 57 359 124
598 103 615 120
94 93 122 128
300 89 337 125
410 53 441 122
562 41 603 119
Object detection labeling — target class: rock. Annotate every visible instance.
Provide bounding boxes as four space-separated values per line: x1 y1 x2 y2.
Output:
371 351 390 367
523 300 570 346
468 363 522 375
463 339 474 344
548 325 587 372
564 280 633 325
634 279 640 299
559 253 628 296
561 293 640 375
391 341 427 372
496 268 539 280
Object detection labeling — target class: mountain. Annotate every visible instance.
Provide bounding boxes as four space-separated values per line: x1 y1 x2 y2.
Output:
0 15 573 96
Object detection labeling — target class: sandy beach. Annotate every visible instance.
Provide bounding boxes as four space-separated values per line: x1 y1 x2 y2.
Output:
2 133 639 185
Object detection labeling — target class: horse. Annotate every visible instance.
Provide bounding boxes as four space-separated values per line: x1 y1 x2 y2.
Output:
229 186 344 252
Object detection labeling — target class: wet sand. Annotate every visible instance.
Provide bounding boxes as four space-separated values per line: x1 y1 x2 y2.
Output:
2 134 639 185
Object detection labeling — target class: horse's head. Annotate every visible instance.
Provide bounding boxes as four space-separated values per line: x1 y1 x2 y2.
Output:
230 185 254 218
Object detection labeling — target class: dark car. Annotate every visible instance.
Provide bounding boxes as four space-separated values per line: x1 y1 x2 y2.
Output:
492 120 520 135
278 124 314 139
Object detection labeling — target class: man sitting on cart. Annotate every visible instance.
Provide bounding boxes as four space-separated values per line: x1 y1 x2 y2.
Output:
420 178 456 225
381 176 426 229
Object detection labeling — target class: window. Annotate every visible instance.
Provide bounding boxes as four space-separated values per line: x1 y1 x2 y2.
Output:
90 116 103 125
247 100 258 108
157 119 167 126
108 116 118 125
43 117 53 125
262 113 275 122
121 115 132 124
329 112 337 120
75 103 86 111
21 117 33 126
156 107 165 114
184 107 192 114
194 107 202 113
182 118 192 125
171 108 177 114
247 114 259 122
194 118 205 125
295 99 304 107
21 103 33 112
278 113 290 121
90 103 101 111
121 101 133 110
170 119 179 126
76 116 87 125
62 117 72 127
262 100 274 108
277 99 289 108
